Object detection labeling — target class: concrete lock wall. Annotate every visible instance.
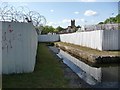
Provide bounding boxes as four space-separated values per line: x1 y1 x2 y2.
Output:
60 30 120 51
0 22 2 75
1 21 38 74
59 50 101 82
102 30 120 50
60 30 103 50
38 34 59 42
38 30 119 50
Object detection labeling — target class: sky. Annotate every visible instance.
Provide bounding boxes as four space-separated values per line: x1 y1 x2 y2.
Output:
0 0 119 2
0 0 119 28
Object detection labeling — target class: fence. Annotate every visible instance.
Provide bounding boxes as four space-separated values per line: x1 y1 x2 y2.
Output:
60 30 120 51
84 24 119 31
102 30 120 50
0 22 2 75
38 34 60 42
1 21 38 74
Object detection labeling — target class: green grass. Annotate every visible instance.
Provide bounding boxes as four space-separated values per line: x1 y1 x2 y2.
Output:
55 42 120 56
2 43 69 88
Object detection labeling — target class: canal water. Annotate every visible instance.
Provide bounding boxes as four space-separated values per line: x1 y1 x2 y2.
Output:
49 46 120 88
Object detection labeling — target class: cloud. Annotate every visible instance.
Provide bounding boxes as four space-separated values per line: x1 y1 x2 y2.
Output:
80 0 96 2
62 19 71 23
84 10 98 16
46 18 88 28
75 18 80 22
0 0 118 2
74 11 79 14
46 19 70 27
19 3 28 6
46 21 57 26
91 20 95 22
80 19 85 22
50 9 54 12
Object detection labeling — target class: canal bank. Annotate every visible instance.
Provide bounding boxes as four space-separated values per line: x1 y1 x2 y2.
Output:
3 43 91 88
48 47 91 88
55 42 120 66
49 44 120 88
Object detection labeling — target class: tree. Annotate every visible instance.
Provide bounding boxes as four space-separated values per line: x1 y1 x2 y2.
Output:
49 26 55 32
98 22 104 24
116 14 120 23
56 26 64 32
53 29 59 33
41 26 55 34
104 18 110 24
76 25 81 28
98 14 120 24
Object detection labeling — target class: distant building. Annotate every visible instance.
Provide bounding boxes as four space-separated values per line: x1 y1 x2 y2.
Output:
58 19 81 34
71 19 75 28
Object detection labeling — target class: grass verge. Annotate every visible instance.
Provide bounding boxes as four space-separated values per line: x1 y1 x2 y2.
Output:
55 42 120 56
2 43 68 88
